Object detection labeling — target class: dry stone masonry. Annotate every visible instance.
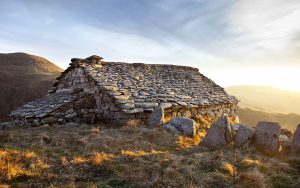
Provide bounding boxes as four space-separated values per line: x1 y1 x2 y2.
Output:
10 55 239 127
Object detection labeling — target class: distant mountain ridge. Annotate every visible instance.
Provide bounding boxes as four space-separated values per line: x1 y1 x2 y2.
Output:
226 85 300 115
0 52 62 120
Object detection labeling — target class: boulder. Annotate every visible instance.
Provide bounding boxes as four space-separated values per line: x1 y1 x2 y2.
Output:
164 117 198 136
202 116 233 149
147 105 164 127
253 122 281 156
235 124 255 147
292 124 300 155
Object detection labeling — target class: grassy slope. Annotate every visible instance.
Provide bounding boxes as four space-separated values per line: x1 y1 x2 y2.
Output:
0 53 62 120
238 107 300 131
226 86 300 115
0 124 299 187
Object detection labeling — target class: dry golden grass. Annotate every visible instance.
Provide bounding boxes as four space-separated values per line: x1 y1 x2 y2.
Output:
90 152 115 166
0 150 48 182
0 123 299 187
237 170 266 188
221 162 237 176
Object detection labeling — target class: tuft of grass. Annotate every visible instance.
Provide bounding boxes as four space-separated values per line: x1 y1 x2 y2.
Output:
240 158 262 169
237 170 266 188
221 162 237 176
90 152 115 166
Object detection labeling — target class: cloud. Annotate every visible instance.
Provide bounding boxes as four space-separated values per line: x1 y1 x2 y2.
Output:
1 0 300 91
228 0 300 53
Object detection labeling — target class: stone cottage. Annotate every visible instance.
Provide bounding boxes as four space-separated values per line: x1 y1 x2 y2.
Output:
10 55 238 126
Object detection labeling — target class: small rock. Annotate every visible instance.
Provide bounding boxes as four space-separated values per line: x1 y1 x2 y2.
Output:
279 134 289 142
32 119 40 127
160 103 173 109
253 122 281 156
164 117 198 136
58 118 64 125
235 124 254 147
292 124 300 155
65 113 77 119
147 105 164 127
281 128 293 139
43 124 50 127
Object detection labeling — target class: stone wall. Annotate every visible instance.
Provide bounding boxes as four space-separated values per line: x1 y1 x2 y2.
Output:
163 103 238 123
52 66 149 126
12 94 95 126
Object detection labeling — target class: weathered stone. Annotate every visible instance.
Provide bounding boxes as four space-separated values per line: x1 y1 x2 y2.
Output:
235 124 254 147
164 117 197 136
279 134 289 142
281 128 293 139
65 113 77 119
58 118 64 124
147 105 164 127
110 104 121 112
33 119 40 127
114 112 135 119
114 95 130 101
281 140 292 156
253 122 281 156
135 102 158 108
160 103 173 109
202 117 228 149
43 117 58 124
292 124 300 155
122 108 144 114
177 101 187 106
0 122 12 130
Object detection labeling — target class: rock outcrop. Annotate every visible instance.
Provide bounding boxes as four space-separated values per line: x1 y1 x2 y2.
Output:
253 122 281 156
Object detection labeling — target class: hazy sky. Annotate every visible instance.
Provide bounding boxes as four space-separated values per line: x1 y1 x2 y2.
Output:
1 0 300 91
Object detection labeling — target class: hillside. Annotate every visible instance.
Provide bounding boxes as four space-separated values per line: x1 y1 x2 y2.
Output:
1 124 299 187
238 107 300 131
0 53 62 120
226 86 300 115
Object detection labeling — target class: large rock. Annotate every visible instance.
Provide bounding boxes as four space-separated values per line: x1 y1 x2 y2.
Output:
253 122 281 156
202 116 233 149
147 105 164 127
235 124 255 147
292 124 300 155
164 117 198 136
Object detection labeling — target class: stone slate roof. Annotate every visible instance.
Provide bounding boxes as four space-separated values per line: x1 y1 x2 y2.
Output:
11 55 238 118
59 56 238 114
11 90 90 118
